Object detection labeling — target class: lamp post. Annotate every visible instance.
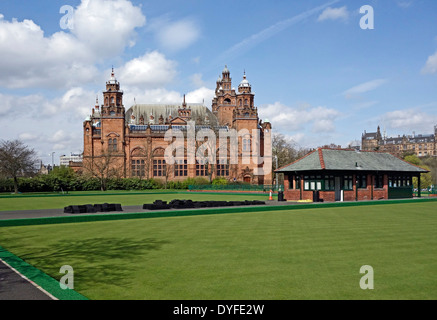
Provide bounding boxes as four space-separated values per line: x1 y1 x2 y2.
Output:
274 155 278 191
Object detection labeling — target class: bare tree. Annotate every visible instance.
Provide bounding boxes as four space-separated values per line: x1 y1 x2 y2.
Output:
0 139 38 193
272 133 312 185
82 152 122 191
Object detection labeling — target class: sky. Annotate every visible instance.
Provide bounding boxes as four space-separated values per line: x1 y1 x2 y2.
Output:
0 0 437 165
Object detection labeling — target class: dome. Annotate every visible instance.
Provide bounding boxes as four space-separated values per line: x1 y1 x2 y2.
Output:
238 74 251 88
223 65 229 73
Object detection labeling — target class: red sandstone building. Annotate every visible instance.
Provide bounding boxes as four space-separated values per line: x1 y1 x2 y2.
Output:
82 66 273 184
276 148 428 202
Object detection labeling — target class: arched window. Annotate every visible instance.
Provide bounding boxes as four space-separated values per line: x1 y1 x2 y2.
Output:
131 147 146 178
243 137 251 152
153 148 167 177
224 98 231 104
108 138 117 152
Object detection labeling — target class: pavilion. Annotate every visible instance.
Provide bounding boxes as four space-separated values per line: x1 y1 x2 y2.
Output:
276 148 428 202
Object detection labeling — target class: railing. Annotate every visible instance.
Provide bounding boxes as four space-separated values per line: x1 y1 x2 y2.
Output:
413 187 437 197
188 184 284 192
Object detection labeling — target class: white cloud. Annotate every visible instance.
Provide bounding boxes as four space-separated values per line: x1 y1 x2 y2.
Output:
118 51 178 88
0 93 44 116
124 88 183 106
397 1 413 9
190 73 205 87
49 130 69 143
41 87 97 120
122 86 215 107
71 0 146 57
0 16 93 89
259 102 340 133
318 6 349 22
18 133 38 141
150 17 200 52
380 109 437 132
186 87 215 105
0 0 146 89
422 51 437 74
343 79 388 98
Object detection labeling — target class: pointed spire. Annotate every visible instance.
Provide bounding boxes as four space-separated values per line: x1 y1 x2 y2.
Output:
94 95 99 110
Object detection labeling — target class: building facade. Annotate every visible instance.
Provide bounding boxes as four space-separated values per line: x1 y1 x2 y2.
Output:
362 126 437 158
82 67 273 184
60 153 83 167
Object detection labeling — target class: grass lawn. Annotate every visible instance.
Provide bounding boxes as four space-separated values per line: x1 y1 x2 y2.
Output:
0 191 271 211
0 201 436 300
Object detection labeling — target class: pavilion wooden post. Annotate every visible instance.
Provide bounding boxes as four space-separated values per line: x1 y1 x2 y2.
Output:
417 174 421 198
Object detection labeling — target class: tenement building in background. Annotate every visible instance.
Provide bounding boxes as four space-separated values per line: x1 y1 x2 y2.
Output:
362 126 437 157
82 66 273 184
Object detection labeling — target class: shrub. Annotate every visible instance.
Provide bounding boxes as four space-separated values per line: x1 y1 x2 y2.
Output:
212 177 228 186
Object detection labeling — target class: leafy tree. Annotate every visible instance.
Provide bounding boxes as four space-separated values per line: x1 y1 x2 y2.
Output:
421 156 437 186
49 165 76 192
413 165 433 190
404 155 421 166
0 139 38 193
404 154 434 190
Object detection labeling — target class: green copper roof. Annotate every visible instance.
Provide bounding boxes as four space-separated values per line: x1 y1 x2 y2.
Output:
276 149 428 173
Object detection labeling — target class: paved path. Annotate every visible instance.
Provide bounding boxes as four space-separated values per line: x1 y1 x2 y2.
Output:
0 201 293 221
0 205 144 220
0 259 54 300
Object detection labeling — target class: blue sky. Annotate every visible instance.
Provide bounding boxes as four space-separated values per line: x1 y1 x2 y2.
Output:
0 0 436 164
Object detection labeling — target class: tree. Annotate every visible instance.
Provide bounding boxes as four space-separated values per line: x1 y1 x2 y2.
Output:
404 154 433 190
49 165 76 193
403 154 421 166
413 165 432 190
82 152 122 191
0 139 38 193
272 133 312 185
421 156 437 186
